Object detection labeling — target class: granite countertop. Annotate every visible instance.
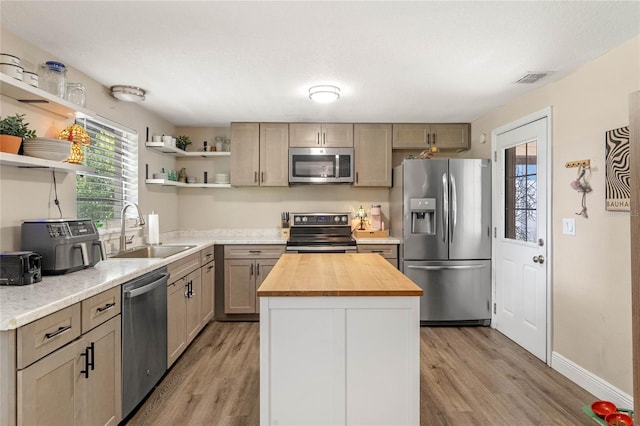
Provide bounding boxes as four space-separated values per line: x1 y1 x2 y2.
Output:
1 229 287 331
257 253 422 297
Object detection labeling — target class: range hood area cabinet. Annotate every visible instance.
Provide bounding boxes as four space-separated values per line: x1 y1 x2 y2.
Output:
392 123 470 151
354 123 392 187
289 123 354 147
230 122 289 187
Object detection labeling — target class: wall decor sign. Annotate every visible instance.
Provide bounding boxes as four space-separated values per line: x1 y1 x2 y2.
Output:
605 125 630 211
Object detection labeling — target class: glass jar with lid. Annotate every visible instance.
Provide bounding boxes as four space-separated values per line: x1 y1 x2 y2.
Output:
65 83 86 107
39 61 67 98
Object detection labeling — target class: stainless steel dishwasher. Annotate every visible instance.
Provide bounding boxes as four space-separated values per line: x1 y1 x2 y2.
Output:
121 267 169 419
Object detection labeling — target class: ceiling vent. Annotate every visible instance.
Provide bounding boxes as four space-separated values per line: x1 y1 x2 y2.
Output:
516 72 551 84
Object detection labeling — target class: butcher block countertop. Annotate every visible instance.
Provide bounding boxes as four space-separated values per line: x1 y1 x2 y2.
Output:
257 253 423 297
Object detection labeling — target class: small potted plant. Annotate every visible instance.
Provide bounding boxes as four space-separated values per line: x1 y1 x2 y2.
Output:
0 113 37 154
175 135 192 151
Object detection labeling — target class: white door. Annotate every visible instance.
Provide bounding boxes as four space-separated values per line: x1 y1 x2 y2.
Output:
493 110 550 362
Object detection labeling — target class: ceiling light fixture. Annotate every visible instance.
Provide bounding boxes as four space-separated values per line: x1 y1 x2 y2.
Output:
110 85 146 102
308 85 340 103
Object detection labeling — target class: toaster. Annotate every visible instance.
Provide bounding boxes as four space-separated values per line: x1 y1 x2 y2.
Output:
0 251 42 285
21 219 104 275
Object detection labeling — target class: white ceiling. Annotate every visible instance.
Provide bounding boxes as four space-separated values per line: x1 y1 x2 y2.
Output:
1 1 639 127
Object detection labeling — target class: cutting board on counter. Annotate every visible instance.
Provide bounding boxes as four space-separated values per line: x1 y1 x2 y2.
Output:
353 229 389 238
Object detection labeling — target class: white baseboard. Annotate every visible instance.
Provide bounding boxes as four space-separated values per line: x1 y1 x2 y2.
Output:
551 351 634 409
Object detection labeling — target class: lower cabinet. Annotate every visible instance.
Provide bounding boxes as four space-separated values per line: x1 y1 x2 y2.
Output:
14 287 122 426
166 246 215 368
357 244 399 269
224 245 284 314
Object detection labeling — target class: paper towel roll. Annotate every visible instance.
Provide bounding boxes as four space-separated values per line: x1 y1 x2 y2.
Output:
148 212 160 244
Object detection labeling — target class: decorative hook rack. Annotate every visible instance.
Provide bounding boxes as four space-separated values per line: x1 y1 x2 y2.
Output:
565 159 591 168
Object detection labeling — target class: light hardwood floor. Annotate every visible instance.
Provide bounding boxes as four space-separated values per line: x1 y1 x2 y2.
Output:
126 321 595 425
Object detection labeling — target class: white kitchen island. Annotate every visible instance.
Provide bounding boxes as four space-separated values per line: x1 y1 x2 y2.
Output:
257 253 423 426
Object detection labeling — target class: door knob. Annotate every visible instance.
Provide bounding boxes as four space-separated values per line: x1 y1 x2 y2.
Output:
532 255 545 264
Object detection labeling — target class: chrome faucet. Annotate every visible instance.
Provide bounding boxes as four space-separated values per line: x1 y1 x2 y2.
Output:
119 202 146 253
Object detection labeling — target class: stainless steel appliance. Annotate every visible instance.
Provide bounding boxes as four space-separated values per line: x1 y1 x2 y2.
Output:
0 251 42 285
286 213 357 253
21 219 104 275
121 267 169 419
390 159 492 325
289 147 354 184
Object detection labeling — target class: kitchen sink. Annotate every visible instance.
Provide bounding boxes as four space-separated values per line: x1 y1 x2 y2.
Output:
110 245 196 259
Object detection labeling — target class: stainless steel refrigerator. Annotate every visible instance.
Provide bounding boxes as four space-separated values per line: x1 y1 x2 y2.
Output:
390 159 492 325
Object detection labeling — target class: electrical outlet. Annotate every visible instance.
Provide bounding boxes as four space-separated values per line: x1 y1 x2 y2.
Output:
562 218 576 235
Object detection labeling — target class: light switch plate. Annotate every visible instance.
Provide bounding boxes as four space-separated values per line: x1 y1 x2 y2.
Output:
562 218 576 235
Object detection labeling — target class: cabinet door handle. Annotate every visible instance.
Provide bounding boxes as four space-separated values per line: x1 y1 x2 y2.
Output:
81 348 90 379
45 325 72 339
254 171 258 183
427 133 431 146
322 132 326 145
250 263 254 276
317 132 320 145
96 302 115 313
256 263 260 276
355 172 359 183
261 171 264 183
432 133 436 146
88 342 95 371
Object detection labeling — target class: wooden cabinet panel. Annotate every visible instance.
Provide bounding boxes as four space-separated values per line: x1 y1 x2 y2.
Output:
357 244 398 268
431 124 470 150
167 278 187 367
290 123 353 147
230 122 260 186
224 245 285 259
392 123 470 151
224 259 255 314
17 317 121 426
167 252 200 283
354 124 392 187
259 123 289 186
82 316 121 426
392 124 431 149
17 337 83 426
200 245 214 265
255 258 277 314
185 269 202 344
17 303 81 369
201 261 215 324
81 286 120 334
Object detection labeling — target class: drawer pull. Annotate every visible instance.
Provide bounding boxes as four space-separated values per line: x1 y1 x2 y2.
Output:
44 325 71 339
207 265 214 271
371 250 385 253
206 253 213 258
248 250 262 254
96 302 116 313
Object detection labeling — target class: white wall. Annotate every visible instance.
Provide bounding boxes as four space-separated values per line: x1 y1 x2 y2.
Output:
472 35 640 395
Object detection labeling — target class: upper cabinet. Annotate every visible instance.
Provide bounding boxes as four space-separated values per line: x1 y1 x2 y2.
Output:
354 124 392 187
230 122 288 187
289 123 353 148
392 123 470 151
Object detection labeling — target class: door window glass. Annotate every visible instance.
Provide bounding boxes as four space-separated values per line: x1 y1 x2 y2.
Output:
504 141 537 242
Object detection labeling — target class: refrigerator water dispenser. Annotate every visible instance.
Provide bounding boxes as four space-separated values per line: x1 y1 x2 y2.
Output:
410 198 435 234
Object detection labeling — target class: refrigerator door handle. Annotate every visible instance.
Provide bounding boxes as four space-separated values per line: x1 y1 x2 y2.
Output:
442 173 448 243
450 173 457 243
407 264 488 271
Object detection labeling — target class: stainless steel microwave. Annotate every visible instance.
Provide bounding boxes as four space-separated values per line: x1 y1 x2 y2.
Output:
289 147 354 184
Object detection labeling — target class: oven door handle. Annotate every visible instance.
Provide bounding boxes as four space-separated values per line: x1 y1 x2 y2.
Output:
287 246 357 253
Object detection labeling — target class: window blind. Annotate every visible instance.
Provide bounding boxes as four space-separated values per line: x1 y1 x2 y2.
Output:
75 115 138 222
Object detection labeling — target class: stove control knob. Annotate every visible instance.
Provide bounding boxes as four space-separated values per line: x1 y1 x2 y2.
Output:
341 216 348 222
294 216 301 223
302 216 308 222
334 216 340 222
